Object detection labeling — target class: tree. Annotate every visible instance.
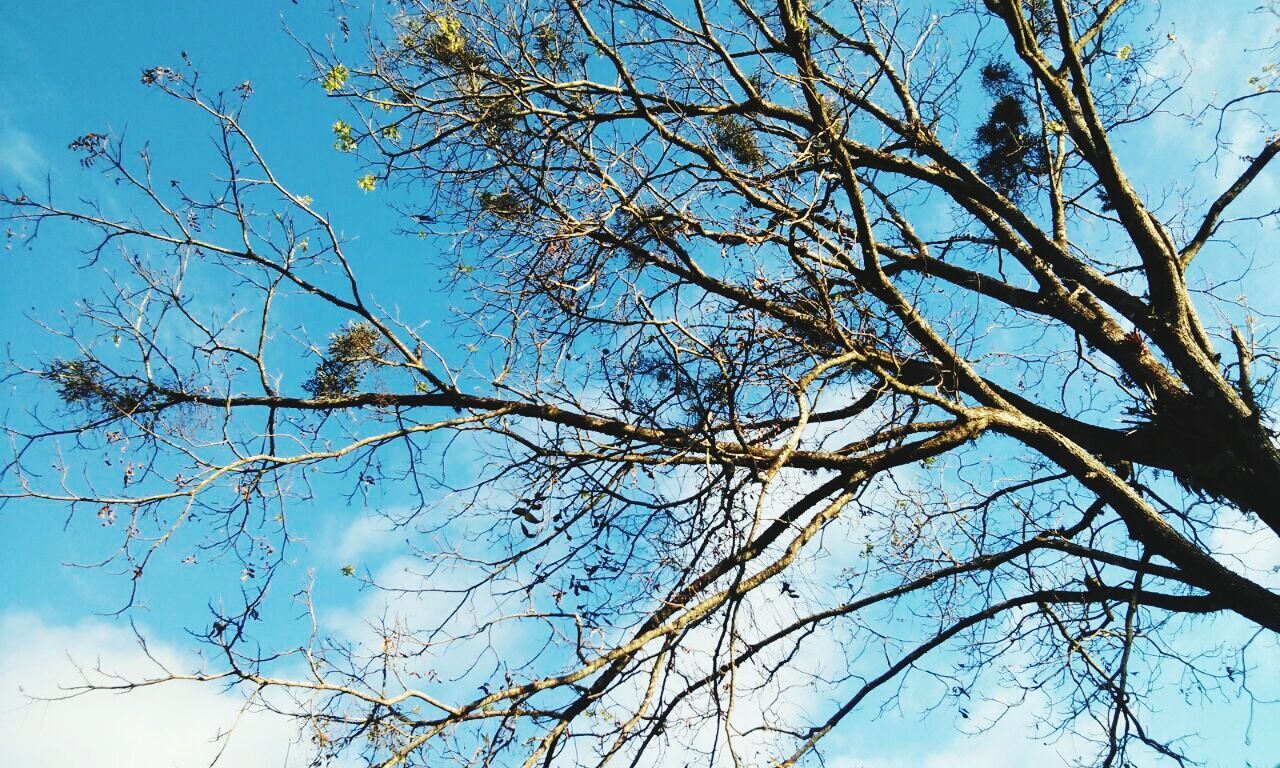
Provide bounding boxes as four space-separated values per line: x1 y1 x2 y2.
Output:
3 0 1279 765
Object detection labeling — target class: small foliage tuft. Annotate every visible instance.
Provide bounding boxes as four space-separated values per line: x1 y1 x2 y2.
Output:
478 190 529 221
321 64 350 93
304 323 388 398
403 12 484 70
709 115 767 169
44 358 150 415
68 133 109 167
333 120 357 152
974 59 1048 198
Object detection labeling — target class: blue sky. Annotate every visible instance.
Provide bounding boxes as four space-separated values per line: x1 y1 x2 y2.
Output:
1 1 1279 767
0 4 428 763
1 3 341 609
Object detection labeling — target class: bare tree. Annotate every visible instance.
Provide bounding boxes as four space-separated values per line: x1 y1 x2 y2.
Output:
4 0 1279 765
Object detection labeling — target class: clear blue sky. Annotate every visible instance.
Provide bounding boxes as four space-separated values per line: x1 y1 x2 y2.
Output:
0 2 1277 767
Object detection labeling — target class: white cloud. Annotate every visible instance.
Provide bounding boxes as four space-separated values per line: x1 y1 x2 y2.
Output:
828 693 1091 768
1211 510 1280 590
0 611 312 767
320 510 403 566
0 126 43 189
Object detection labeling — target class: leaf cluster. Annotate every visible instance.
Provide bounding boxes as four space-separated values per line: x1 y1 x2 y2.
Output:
44 358 151 415
974 60 1048 198
709 114 768 169
402 12 485 71
478 190 530 221
304 322 389 398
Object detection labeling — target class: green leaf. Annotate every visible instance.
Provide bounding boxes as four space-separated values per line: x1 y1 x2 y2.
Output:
332 120 357 152
321 64 349 93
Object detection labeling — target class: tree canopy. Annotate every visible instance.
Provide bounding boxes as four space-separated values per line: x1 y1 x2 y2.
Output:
3 0 1280 765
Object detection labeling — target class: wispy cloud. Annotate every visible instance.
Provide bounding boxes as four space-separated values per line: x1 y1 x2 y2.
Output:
0 611 315 767
1211 509 1280 590
0 126 43 189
